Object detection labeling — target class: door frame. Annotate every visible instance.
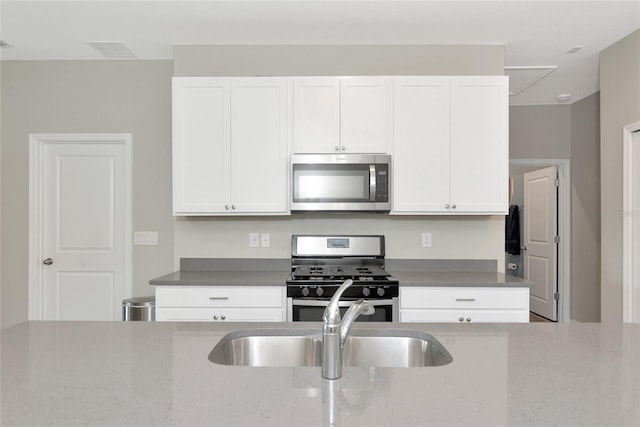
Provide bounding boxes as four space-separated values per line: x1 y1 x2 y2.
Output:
28 133 133 320
623 121 640 322
510 159 571 322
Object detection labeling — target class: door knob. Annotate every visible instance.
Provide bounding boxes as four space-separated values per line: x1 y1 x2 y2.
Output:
43 258 54 266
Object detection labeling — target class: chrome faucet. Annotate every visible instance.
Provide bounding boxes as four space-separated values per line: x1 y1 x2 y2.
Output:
322 279 375 380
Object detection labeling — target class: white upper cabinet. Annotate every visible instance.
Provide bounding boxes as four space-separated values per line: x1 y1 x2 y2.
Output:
172 77 289 215
392 76 509 215
392 77 451 212
292 77 390 154
229 79 290 213
292 78 340 153
449 77 509 213
173 78 231 214
340 77 391 153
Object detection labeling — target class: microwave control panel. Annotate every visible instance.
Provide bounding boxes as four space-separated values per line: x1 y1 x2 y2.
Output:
375 167 389 201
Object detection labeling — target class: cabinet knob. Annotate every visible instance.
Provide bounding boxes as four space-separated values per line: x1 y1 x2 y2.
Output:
452 204 457 209
220 315 226 320
458 317 464 322
466 317 471 322
341 146 346 151
445 204 450 209
231 205 236 210
335 146 340 151
225 205 230 210
213 315 219 320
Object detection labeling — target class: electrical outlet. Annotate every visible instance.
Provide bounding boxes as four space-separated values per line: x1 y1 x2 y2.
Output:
260 233 271 248
249 233 260 248
421 232 432 248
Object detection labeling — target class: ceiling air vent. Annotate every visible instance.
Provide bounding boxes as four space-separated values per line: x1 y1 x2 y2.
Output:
0 39 14 48
86 41 136 58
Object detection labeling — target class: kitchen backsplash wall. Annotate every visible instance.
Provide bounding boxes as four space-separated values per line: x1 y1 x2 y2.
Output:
172 44 507 272
174 215 505 270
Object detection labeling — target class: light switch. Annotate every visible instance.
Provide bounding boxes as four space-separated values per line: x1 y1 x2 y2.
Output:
134 232 158 245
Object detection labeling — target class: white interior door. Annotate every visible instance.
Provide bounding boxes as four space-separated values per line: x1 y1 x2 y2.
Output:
524 166 558 321
29 134 131 321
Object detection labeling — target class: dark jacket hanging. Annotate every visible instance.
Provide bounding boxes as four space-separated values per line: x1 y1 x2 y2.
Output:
505 204 521 255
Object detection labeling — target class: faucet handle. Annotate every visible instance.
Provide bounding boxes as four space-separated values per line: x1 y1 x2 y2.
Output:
322 279 354 326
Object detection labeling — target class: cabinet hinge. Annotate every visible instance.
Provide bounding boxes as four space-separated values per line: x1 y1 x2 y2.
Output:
554 292 560 301
554 178 559 187
554 235 560 244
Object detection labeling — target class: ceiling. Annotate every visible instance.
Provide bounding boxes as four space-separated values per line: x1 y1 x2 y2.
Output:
1 1 639 105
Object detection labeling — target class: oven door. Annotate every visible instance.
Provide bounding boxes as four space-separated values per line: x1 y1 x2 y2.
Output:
287 298 398 322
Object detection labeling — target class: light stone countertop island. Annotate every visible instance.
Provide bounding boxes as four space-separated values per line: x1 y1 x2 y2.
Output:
2 321 639 426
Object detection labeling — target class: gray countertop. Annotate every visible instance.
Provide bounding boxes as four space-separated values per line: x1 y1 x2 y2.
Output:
389 271 533 287
2 321 639 426
149 269 290 286
150 258 532 288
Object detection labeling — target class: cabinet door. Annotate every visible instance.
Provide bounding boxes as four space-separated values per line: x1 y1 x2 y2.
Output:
230 78 290 213
449 77 509 214
156 286 285 308
156 307 285 322
392 77 450 213
172 78 230 214
292 78 340 153
400 286 529 310
400 309 529 323
340 77 390 153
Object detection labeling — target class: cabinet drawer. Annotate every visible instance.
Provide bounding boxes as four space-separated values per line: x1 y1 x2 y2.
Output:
156 307 285 322
400 287 529 310
400 309 529 323
156 286 284 308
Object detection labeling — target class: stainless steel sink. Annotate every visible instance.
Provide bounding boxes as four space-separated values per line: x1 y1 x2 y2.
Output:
208 328 452 368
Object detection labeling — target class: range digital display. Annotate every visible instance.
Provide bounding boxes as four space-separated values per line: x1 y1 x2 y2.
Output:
327 238 349 249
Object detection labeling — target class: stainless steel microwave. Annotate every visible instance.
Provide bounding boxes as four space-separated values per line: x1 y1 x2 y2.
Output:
290 154 391 212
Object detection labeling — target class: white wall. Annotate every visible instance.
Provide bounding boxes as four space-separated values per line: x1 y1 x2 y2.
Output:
600 29 640 323
0 61 175 328
570 93 601 322
509 93 601 321
173 44 507 269
174 216 504 269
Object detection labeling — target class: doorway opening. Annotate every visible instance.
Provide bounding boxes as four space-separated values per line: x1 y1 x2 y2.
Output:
508 159 571 322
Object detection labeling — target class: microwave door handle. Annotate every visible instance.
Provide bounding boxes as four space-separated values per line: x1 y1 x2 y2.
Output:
369 164 376 201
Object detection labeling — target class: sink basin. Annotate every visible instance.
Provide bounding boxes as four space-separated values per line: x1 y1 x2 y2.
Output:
208 328 452 368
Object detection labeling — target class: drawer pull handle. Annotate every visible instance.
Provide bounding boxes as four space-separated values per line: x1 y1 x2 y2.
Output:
209 297 229 301
456 298 476 302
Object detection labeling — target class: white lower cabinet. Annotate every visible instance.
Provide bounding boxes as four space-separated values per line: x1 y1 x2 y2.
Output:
155 286 285 322
399 287 529 323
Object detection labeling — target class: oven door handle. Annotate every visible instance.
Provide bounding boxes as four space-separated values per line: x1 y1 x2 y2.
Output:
291 299 394 307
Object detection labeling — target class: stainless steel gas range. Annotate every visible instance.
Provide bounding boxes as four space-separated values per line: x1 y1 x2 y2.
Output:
286 235 399 322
